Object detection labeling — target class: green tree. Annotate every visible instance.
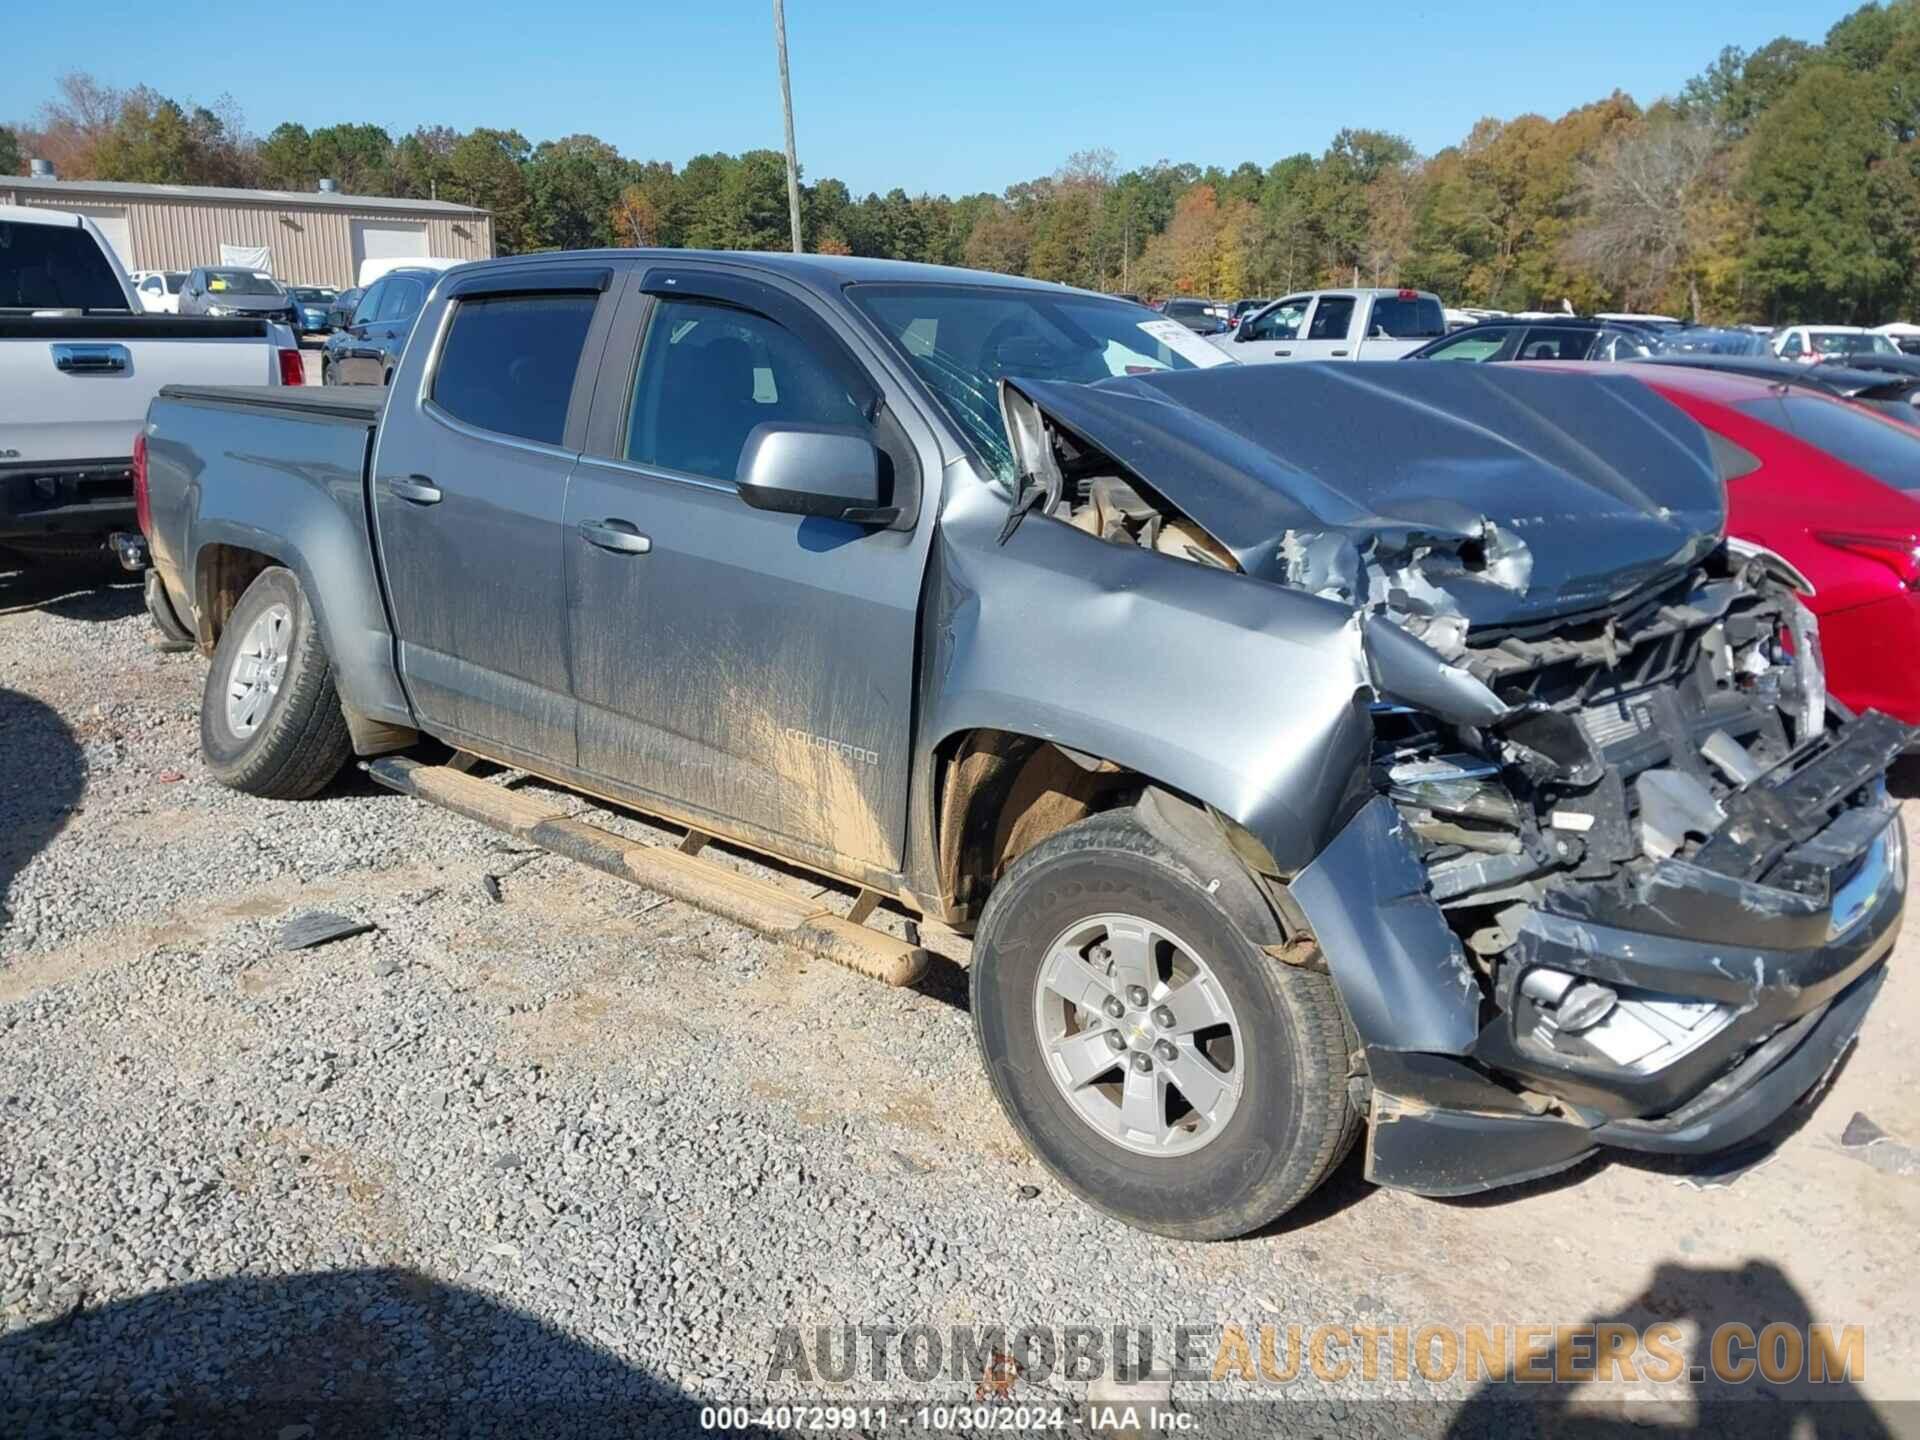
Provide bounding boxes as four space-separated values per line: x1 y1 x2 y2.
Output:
0 126 20 176
526 134 624 250
1740 61 1915 319
445 129 532 253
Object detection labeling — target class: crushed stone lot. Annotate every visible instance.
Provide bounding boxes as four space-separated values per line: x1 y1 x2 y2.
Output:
1 555 1917 1438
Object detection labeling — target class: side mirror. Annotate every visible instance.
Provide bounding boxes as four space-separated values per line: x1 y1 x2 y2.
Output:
736 422 897 526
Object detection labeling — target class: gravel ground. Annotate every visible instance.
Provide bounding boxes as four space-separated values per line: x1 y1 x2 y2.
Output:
1 555 1916 1439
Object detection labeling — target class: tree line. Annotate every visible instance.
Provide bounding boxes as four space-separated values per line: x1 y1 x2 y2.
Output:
4 1 1917 323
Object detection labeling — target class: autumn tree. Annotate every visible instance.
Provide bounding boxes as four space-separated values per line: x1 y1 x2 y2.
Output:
1566 117 1720 316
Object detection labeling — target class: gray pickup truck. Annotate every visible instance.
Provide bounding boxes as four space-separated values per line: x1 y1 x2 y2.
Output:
138 250 1909 1239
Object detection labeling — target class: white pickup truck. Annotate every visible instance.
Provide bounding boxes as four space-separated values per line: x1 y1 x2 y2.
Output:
0 205 301 569
1213 287 1447 363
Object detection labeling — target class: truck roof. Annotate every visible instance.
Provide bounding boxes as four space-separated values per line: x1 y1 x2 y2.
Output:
462 248 1093 299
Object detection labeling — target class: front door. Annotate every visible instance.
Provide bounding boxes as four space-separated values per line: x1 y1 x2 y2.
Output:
335 280 386 386
1230 296 1311 362
563 267 928 880
372 280 608 768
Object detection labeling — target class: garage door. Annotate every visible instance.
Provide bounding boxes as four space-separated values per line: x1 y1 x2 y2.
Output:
351 220 428 279
68 207 132 272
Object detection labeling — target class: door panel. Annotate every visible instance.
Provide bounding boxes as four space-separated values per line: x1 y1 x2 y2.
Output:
1230 296 1310 363
564 279 924 878
1287 295 1359 361
373 289 605 766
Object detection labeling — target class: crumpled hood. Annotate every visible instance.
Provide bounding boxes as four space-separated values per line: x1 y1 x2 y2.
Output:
1004 363 1727 632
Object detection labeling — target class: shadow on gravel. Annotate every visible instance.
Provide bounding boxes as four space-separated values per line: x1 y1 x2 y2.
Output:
1444 1259 1894 1439
0 552 143 622
0 1267 768 1439
0 687 85 930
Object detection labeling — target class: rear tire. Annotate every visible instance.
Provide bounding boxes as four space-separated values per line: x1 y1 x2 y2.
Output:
971 808 1358 1239
199 566 352 799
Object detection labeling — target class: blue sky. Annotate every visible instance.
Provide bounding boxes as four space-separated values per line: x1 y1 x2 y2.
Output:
6 0 1859 196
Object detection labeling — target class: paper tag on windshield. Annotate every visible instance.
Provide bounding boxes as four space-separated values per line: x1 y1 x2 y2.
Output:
1138 319 1232 368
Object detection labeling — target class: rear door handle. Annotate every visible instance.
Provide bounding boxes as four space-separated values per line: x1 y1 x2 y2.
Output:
579 519 652 555
387 475 442 505
1331 349 1349 357
1273 348 1292 357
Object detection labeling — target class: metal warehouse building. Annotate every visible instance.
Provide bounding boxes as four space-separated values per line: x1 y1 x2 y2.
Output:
0 171 493 289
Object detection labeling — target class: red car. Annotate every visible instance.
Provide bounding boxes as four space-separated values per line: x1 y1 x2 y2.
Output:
1617 363 1920 725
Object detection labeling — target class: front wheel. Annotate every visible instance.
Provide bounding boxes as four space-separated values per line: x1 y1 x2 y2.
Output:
971 809 1359 1239
199 566 352 799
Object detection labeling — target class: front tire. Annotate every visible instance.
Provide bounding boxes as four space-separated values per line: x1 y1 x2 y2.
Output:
200 567 352 799
972 809 1358 1239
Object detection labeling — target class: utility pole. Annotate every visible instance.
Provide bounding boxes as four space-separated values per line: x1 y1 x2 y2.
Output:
773 0 804 253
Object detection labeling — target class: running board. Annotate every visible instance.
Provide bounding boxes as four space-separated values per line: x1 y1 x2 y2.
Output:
365 756 928 987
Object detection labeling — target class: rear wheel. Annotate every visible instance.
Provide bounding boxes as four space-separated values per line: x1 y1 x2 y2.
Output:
199 566 351 798
971 808 1358 1239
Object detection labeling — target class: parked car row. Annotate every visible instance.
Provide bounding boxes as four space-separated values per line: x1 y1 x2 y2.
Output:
125 250 1911 1244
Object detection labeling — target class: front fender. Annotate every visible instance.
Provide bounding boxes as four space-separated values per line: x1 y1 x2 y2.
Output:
919 489 1377 878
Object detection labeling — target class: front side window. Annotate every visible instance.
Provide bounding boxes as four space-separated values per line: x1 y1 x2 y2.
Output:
378 277 425 323
1307 297 1355 340
432 293 598 446
625 298 868 483
1246 299 1308 342
1419 329 1512 362
350 281 386 326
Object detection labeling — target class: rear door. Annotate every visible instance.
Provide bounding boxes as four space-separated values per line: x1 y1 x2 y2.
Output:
562 264 931 881
1287 294 1359 361
1228 296 1311 362
371 264 617 767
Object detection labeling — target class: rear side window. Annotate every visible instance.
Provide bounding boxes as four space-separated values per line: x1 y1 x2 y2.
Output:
1307 297 1355 340
1367 295 1444 339
350 281 386 326
1516 327 1596 361
625 297 868 483
432 294 598 446
1747 394 1920 491
0 219 129 311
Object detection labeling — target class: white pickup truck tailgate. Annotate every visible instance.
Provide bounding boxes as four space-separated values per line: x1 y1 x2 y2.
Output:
0 320 290 465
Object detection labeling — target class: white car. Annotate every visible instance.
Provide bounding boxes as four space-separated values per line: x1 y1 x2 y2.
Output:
1212 288 1447 363
129 270 188 314
0 206 301 567
1772 325 1901 365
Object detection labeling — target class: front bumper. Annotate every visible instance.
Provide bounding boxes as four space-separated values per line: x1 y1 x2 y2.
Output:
1298 710 1911 1196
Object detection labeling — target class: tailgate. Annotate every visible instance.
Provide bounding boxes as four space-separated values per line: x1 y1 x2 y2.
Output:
0 317 287 465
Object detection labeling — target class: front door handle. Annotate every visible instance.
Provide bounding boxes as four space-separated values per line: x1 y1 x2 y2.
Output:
388 476 442 505
1273 348 1292 357
580 519 652 555
1331 349 1349 357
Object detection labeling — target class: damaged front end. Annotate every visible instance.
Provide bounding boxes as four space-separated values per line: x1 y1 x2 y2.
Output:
996 364 1912 1197
1301 557 1910 1195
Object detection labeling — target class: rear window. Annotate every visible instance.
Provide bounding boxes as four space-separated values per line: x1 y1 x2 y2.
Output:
432 294 597 446
204 270 282 296
0 219 129 311
1742 394 1920 491
1367 295 1445 339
